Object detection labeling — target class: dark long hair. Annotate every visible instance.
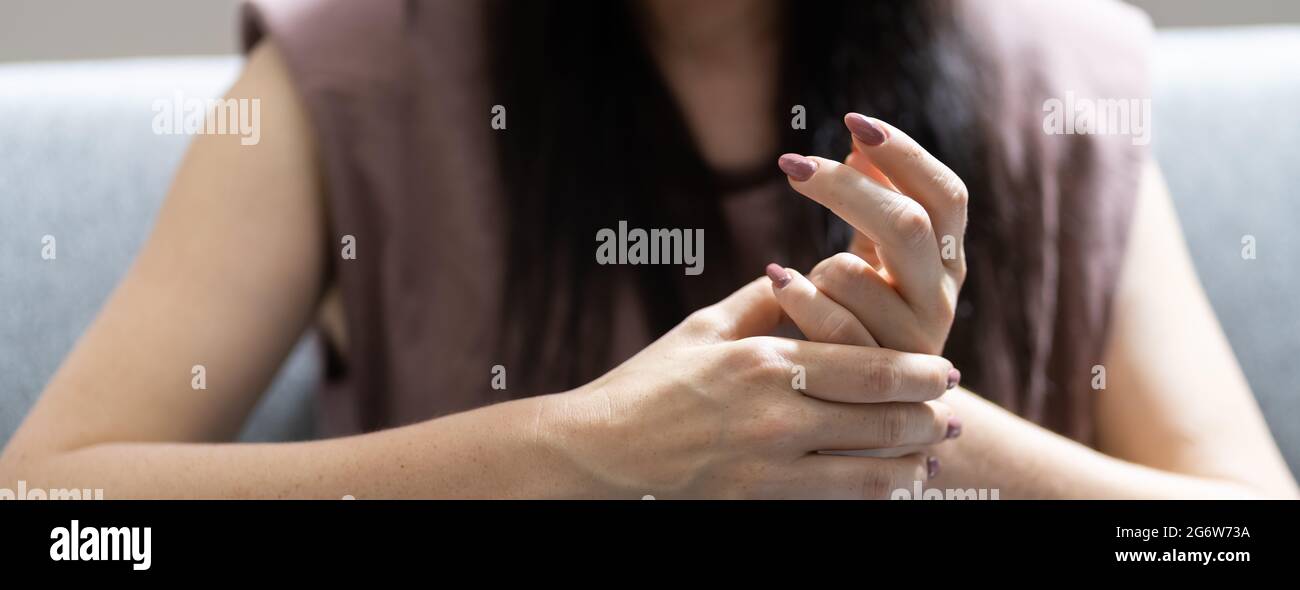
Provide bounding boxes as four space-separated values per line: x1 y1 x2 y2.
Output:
488 0 1030 416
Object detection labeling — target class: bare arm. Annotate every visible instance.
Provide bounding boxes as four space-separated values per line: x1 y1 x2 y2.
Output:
0 42 595 499
931 160 1299 499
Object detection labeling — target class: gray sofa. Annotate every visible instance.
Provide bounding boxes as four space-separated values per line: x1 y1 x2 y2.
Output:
2 27 1298 476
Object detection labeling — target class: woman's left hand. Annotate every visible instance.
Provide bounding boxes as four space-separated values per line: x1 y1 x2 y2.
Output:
774 113 969 357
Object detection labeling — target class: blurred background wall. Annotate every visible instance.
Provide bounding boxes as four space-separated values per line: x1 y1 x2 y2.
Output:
0 0 241 62
1 0 1299 63
1133 0 1300 26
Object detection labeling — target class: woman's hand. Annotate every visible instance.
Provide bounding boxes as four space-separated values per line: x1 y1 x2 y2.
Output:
544 277 957 499
775 114 969 356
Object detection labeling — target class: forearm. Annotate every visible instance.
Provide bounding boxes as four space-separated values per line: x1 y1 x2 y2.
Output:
0 393 610 499
930 389 1283 499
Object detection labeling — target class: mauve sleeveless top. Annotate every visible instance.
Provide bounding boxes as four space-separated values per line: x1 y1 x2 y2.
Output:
241 0 1152 443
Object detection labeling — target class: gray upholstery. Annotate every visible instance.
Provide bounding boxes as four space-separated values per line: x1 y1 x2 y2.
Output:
0 57 318 443
0 28 1297 476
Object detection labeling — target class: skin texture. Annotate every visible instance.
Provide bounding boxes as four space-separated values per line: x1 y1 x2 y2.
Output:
2 1 1296 498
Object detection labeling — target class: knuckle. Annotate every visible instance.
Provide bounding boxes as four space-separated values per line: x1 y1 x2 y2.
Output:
719 338 755 368
816 252 867 292
830 251 867 272
729 337 788 379
862 354 902 399
684 307 725 336
949 178 970 209
858 465 896 500
877 405 910 447
935 169 969 209
885 198 933 248
816 311 861 345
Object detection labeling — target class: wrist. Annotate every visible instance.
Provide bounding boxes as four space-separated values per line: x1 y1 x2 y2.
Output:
520 387 630 499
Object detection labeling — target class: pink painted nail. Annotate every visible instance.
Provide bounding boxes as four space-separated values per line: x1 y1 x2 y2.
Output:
945 416 962 439
927 456 941 479
844 113 888 146
946 368 961 390
778 153 817 181
765 263 791 288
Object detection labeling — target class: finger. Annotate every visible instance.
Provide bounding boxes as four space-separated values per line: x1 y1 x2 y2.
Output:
844 114 967 278
683 276 782 342
806 253 938 354
802 398 959 451
766 264 877 347
845 144 897 191
751 336 957 403
844 149 891 269
778 153 944 310
844 146 892 268
791 453 935 499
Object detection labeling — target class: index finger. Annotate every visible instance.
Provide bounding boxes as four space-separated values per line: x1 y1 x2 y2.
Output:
844 114 968 277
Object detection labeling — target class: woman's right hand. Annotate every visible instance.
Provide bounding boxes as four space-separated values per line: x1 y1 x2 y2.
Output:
539 277 958 499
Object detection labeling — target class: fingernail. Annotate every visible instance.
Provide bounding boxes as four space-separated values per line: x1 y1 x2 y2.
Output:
765 263 791 288
778 153 818 181
844 113 888 147
946 368 961 390
927 456 941 479
945 416 962 439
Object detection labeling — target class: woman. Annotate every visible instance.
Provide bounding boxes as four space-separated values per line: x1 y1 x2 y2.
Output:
1 0 1295 499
